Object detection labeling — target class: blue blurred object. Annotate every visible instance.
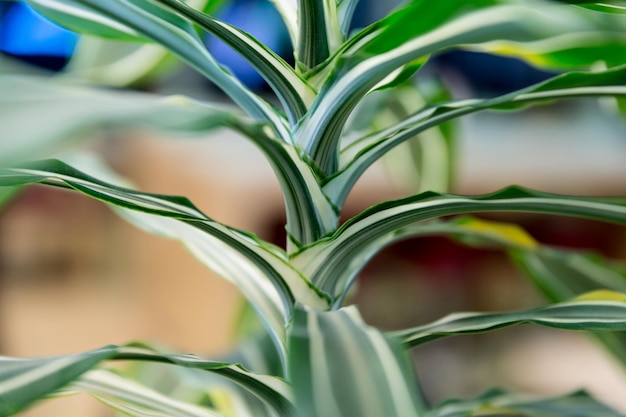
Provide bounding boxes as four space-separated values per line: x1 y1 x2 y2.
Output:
0 1 79 70
204 0 290 91
435 50 558 96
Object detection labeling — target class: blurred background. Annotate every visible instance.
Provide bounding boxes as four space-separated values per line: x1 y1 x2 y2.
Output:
1 0 626 415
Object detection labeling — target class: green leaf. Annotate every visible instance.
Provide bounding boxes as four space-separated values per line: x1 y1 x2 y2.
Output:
26 0 289 137
428 389 623 417
355 0 498 56
391 294 626 348
267 0 298 54
199 0 228 15
112 345 294 415
371 57 429 92
372 82 456 194
292 186 626 304
337 0 361 37
360 1 626 68
222 328 284 381
582 4 626 14
557 0 626 14
327 64 626 206
351 214 626 368
26 0 146 41
296 0 342 69
65 38 180 87
97 337 284 417
0 75 336 249
513 248 626 306
0 159 330 364
0 75 243 166
152 0 316 124
466 32 626 70
0 345 118 416
439 215 626 300
288 305 426 417
251 143 338 251
0 343 293 417
191 331 286 417
511 247 626 367
430 215 626 369
62 369 228 417
295 2 626 175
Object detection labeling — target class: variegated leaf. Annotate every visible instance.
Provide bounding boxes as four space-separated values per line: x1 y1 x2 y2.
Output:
0 75 243 166
0 159 330 363
112 345 293 414
512 248 626 364
327 64 626 206
0 344 292 417
267 0 298 54
26 0 289 137
292 186 626 304
65 38 179 87
296 0 342 69
288 305 426 417
391 292 626 347
0 75 336 249
296 2 625 175
26 0 146 41
0 345 118 416
337 0 361 37
62 369 226 417
427 388 624 417
152 0 316 124
426 215 626 365
557 0 626 14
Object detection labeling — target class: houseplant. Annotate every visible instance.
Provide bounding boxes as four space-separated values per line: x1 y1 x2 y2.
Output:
1 0 626 415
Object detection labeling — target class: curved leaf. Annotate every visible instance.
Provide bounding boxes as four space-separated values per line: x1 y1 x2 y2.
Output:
557 0 626 14
65 38 179 87
268 0 298 54
0 345 118 416
0 74 244 166
26 0 146 41
288 305 426 417
0 159 331 364
296 0 341 69
303 212 626 367
394 215 626 365
337 0 360 38
292 186 626 303
112 345 293 415
365 82 456 194
326 64 626 206
0 75 336 249
466 31 626 70
295 2 625 175
90 337 285 417
425 216 626 299
61 369 228 417
251 142 338 251
511 247 626 367
152 0 316 124
427 389 623 417
391 293 626 348
0 344 292 417
26 0 290 138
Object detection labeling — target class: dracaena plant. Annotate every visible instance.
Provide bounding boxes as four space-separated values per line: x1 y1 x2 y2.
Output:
2 0 626 416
